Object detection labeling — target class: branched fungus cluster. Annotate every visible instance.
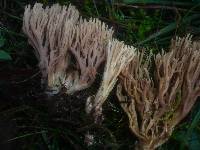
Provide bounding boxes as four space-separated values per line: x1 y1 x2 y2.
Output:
23 3 113 94
86 39 136 123
117 35 200 150
23 3 79 94
64 18 113 94
23 3 200 150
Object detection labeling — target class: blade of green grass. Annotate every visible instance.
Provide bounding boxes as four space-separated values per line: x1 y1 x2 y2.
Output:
0 10 22 21
7 130 47 142
187 109 200 137
122 0 197 6
138 14 200 45
176 107 200 150
0 105 30 117
0 27 25 38
0 50 12 61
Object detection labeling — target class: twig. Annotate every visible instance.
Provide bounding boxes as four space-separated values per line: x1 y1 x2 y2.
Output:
0 10 22 21
114 3 197 13
12 71 40 84
6 131 47 142
52 118 78 125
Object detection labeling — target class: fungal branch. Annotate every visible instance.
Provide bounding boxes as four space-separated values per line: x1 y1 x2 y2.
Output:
23 3 79 94
116 35 200 150
23 3 114 95
170 35 200 126
86 39 136 123
64 18 114 94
